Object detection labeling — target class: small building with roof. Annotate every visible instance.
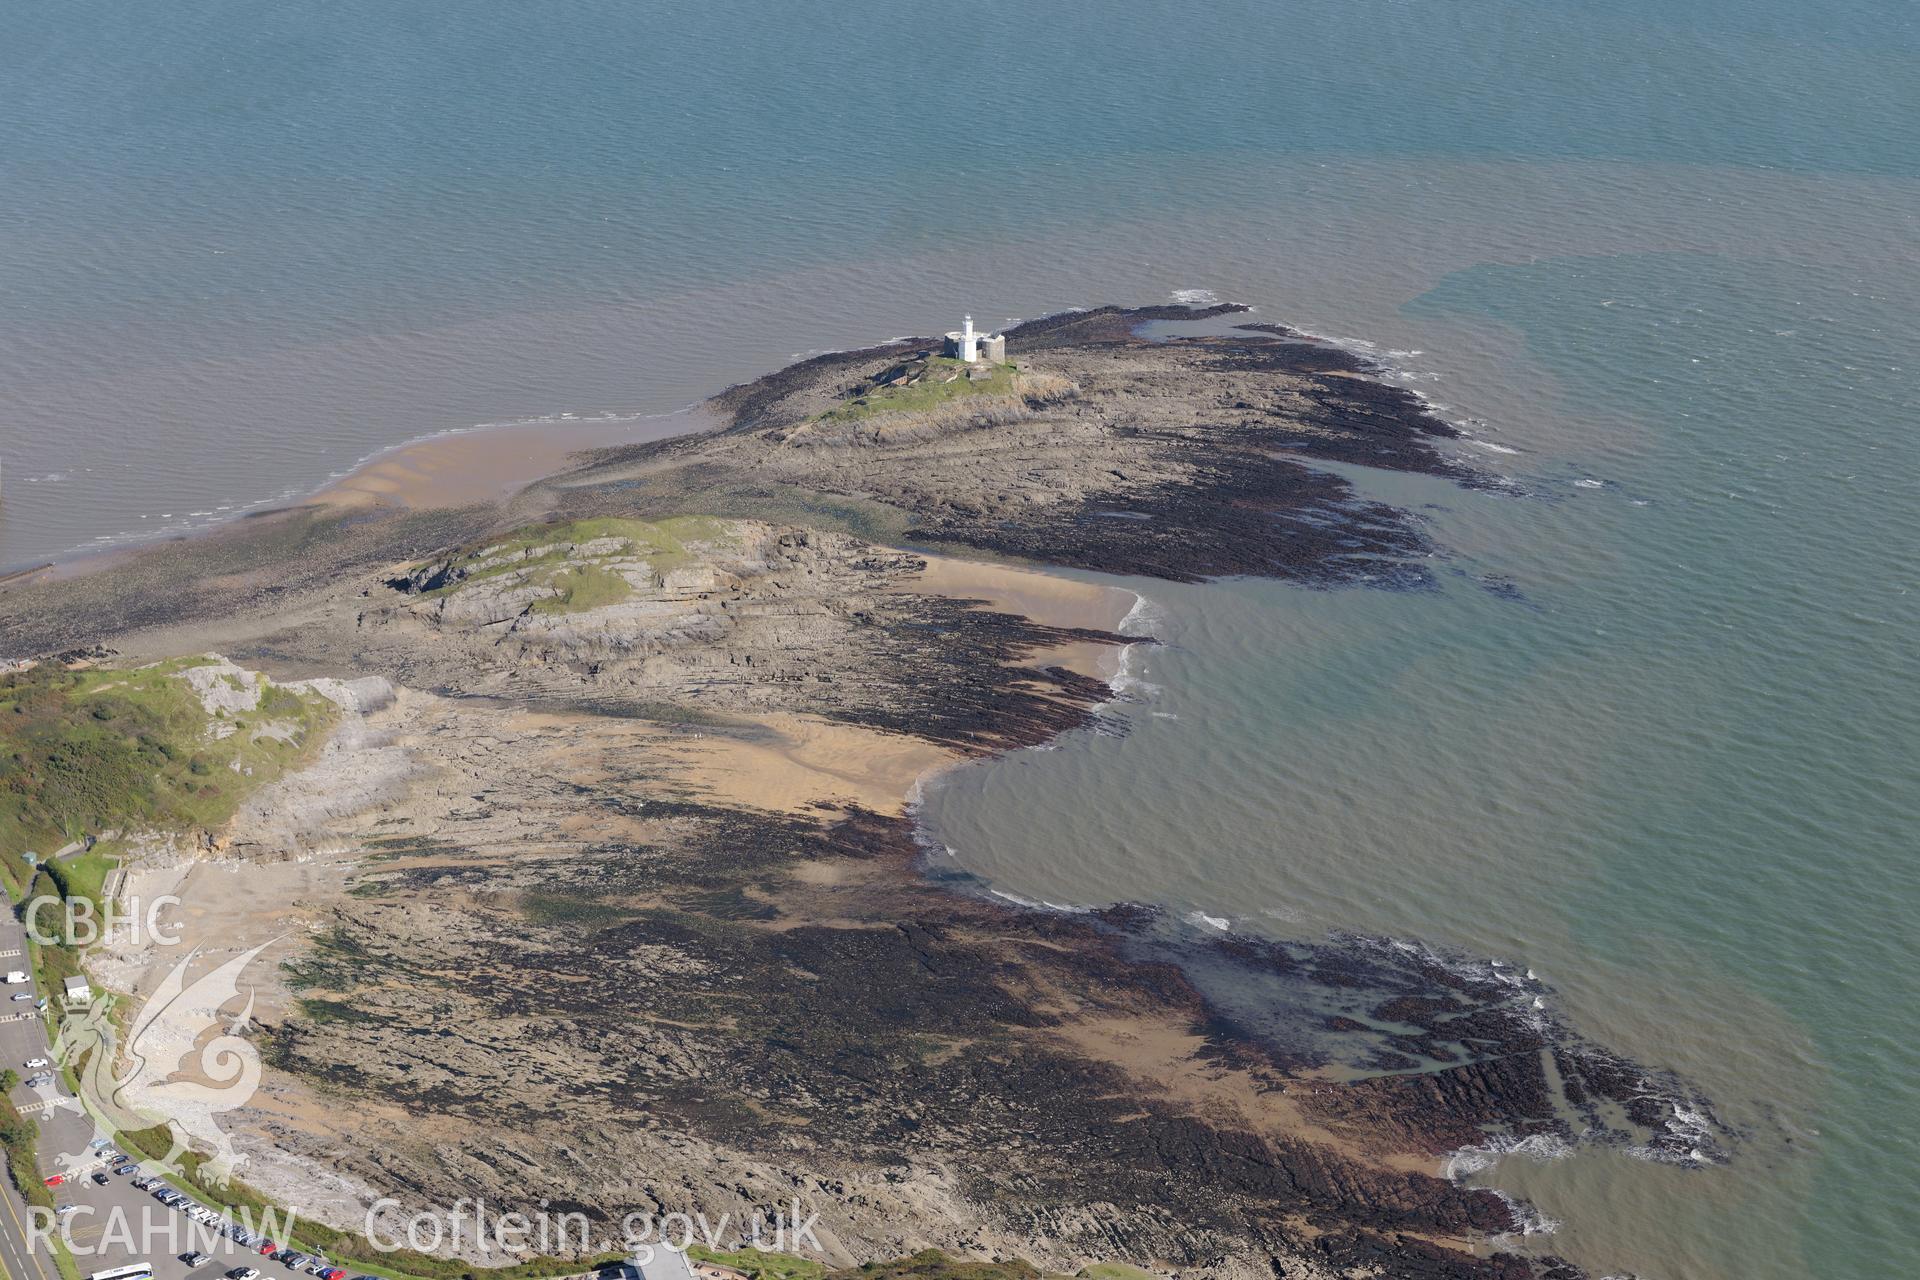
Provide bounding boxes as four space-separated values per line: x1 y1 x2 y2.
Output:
943 314 1006 364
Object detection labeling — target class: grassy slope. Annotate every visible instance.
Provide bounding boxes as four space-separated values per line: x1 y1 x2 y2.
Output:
0 659 335 890
821 358 1016 423
425 516 737 615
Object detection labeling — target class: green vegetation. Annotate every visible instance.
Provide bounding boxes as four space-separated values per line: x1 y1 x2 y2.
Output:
0 1089 52 1211
56 845 119 919
825 1251 1042 1280
120 1119 631 1280
0 658 335 886
691 1244 826 1280
421 516 738 607
527 563 634 615
820 358 1017 424
51 1235 84 1280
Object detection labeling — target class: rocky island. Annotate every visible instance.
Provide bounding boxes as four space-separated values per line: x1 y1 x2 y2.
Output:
0 306 1720 1280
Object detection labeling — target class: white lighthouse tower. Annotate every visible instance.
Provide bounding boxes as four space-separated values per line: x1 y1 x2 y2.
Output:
943 313 1005 364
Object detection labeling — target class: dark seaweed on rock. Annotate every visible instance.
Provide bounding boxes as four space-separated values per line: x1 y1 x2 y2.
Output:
272 797 1587 1279
540 304 1475 590
2 304 1714 1280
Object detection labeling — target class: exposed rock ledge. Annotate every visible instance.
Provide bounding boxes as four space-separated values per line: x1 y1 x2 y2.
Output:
4 306 1719 1280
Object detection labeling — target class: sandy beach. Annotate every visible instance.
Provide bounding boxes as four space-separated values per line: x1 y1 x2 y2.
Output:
313 407 716 514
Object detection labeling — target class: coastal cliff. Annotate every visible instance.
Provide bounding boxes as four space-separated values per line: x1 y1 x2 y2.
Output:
0 307 1718 1280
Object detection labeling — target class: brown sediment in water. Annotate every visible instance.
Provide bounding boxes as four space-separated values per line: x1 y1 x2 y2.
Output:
313 407 717 515
18 306 1718 1280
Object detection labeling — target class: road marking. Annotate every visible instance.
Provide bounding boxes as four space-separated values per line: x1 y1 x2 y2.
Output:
0 1174 53 1280
0 949 22 959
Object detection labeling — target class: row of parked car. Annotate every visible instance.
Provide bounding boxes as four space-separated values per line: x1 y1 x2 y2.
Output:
136 1178 375 1280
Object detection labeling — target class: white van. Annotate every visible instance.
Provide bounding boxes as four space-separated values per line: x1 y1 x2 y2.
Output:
5 972 26 985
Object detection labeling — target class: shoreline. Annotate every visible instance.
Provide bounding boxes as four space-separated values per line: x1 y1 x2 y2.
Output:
2 403 720 585
6 304 1720 1280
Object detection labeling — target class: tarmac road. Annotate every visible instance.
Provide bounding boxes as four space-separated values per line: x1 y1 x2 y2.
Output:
0 910 296 1280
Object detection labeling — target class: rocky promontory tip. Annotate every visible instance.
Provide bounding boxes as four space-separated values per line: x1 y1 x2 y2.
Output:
539 304 1470 587
0 305 1715 1280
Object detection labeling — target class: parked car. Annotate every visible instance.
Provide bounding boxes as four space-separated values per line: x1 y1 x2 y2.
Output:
228 1270 262 1280
11 993 33 1002
256 1243 280 1257
183 1253 212 1267
90 1171 110 1185
55 1204 81 1216
23 1058 47 1069
279 1254 312 1270
319 1268 347 1280
114 1162 135 1175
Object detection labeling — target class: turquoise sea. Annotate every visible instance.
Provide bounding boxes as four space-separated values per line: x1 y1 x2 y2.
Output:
4 3 1916 1276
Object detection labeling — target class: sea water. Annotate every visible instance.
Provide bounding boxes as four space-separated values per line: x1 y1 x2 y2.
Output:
4 3 1916 1275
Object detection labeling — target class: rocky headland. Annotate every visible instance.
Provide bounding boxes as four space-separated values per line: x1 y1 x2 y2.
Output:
0 306 1720 1280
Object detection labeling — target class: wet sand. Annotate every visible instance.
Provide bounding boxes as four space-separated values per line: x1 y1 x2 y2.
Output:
902 555 1138 682
313 407 716 514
